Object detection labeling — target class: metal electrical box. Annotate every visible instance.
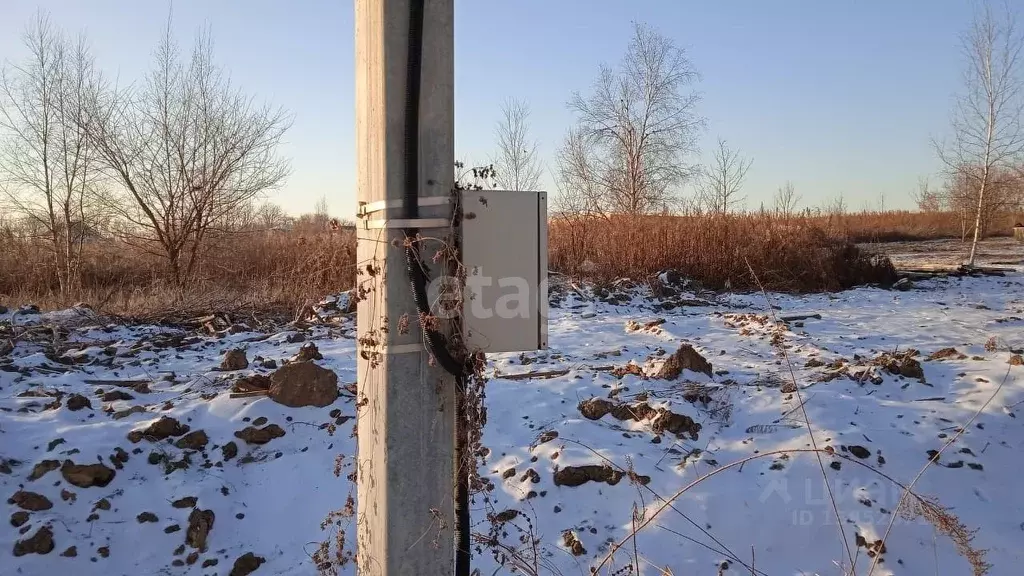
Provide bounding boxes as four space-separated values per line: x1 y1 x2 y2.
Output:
460 190 547 353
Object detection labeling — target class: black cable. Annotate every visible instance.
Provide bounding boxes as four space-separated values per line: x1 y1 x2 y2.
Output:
454 375 471 576
405 244 465 376
403 0 463 379
401 2 470 574
403 0 423 224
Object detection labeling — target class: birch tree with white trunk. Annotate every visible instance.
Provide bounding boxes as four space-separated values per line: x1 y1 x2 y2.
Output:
937 1 1024 266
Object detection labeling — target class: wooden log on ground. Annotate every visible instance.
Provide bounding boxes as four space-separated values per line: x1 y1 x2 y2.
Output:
497 365 616 380
83 379 151 387
229 390 269 399
780 313 822 322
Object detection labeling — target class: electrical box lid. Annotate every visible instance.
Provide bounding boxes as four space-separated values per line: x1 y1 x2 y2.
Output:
459 190 548 353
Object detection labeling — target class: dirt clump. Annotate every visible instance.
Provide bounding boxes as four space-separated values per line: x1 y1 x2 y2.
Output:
846 445 871 459
554 464 649 487
102 390 134 402
654 343 712 378
112 405 146 420
290 342 323 362
578 397 700 440
221 441 239 461
13 525 54 556
186 509 215 551
553 464 620 487
61 460 116 488
174 430 209 450
268 362 338 407
9 491 53 511
66 394 92 411
610 362 644 378
220 349 248 371
234 424 286 445
172 496 198 509
626 318 666 333
578 397 616 420
27 459 60 481
537 430 558 444
561 530 587 556
876 351 925 382
229 552 266 576
127 416 190 443
929 347 966 361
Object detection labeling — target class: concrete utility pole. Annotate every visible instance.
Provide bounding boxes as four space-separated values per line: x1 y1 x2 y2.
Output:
354 0 457 575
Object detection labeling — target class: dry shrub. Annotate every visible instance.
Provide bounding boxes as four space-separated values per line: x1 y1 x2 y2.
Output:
548 213 896 292
820 209 1021 243
8 207 1006 314
0 229 355 317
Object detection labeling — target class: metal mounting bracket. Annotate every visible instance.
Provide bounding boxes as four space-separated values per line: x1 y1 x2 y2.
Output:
359 342 426 356
358 196 452 217
362 217 450 229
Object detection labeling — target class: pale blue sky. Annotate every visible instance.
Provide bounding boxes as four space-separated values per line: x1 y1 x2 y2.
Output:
1 1 980 217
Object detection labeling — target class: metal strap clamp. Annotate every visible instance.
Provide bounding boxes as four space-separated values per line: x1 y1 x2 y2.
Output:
359 342 426 355
358 197 453 230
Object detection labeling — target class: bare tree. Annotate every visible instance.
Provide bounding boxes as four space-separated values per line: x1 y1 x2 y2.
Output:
912 176 943 212
292 195 333 233
942 171 976 240
314 194 330 220
224 199 257 231
694 138 752 214
0 12 100 297
492 98 542 191
85 20 291 283
549 128 604 274
256 201 289 230
561 23 703 216
942 165 1021 238
824 192 847 215
937 1 1024 265
773 180 801 216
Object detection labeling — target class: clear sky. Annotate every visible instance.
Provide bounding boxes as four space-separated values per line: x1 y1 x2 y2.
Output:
1 1 980 217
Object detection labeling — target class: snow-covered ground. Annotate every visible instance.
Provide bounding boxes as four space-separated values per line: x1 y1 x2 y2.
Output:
3 253 1024 575
860 237 1024 270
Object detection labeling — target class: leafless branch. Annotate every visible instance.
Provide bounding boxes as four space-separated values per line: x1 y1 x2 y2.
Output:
559 23 704 217
694 137 752 214
492 98 543 192
83 15 292 284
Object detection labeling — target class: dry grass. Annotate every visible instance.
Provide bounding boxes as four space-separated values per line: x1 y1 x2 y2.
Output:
818 209 1022 243
2 208 1018 315
0 229 356 318
548 213 896 292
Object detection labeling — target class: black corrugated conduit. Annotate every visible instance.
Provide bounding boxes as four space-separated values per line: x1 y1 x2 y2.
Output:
402 2 471 574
